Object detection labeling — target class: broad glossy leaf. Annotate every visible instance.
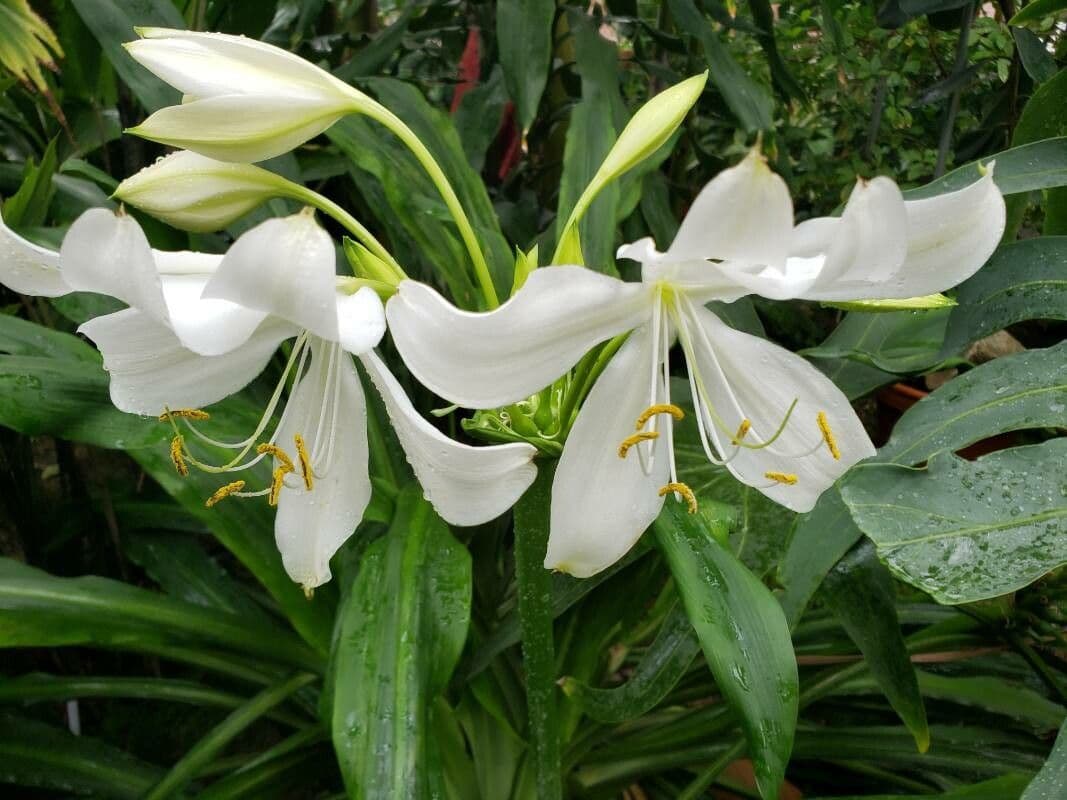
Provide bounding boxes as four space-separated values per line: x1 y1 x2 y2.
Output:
777 488 864 628
802 309 954 374
842 439 1067 603
1024 718 1067 798
0 712 163 799
654 501 798 800
814 356 899 401
560 602 700 724
904 137 1067 199
69 0 184 111
823 541 929 751
1011 0 1067 25
0 558 321 670
330 485 471 799
1013 27 1059 83
941 238 1067 357
877 343 1067 465
497 0 554 132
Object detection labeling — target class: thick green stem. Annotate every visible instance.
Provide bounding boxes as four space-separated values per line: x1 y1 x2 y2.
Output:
358 102 499 308
513 463 563 800
289 185 406 280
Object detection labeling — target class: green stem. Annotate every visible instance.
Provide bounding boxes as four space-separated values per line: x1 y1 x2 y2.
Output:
289 185 405 280
513 463 563 800
358 103 499 308
144 672 317 800
677 739 746 800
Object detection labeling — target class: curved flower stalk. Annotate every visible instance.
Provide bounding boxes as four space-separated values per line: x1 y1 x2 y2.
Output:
387 151 1006 577
0 209 536 590
124 27 499 307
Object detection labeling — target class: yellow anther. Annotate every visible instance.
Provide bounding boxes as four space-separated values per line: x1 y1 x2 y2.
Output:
817 411 841 460
635 404 685 430
159 408 210 422
658 482 698 514
205 480 246 508
731 419 752 445
764 471 798 485
268 465 294 507
303 584 315 600
618 431 659 458
169 435 188 477
294 434 314 490
257 442 295 472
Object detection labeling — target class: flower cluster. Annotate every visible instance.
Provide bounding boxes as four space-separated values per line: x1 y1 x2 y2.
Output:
0 29 1006 588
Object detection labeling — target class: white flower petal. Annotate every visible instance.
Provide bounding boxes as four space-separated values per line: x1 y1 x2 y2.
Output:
797 177 908 294
386 268 653 408
335 287 386 355
130 95 350 163
0 210 70 297
897 167 1005 295
159 273 268 356
546 324 668 578
129 28 357 102
202 213 340 341
665 150 793 269
274 341 370 589
59 209 169 322
800 168 1005 301
360 350 537 525
682 304 874 513
78 309 293 415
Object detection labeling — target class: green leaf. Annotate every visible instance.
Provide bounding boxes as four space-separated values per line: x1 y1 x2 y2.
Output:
1011 0 1067 25
667 0 773 131
940 237 1067 358
1023 718 1067 798
497 0 554 133
877 342 1067 466
1 136 57 227
512 463 563 800
815 774 1033 799
777 488 864 628
1013 28 1059 83
654 501 798 800
560 601 700 723
904 138 1067 199
823 541 929 751
840 671 1066 733
453 66 509 173
144 672 317 800
801 308 954 374
842 439 1067 603
0 315 336 653
0 712 163 799
123 530 277 626
330 485 472 799
0 557 322 670
68 0 184 111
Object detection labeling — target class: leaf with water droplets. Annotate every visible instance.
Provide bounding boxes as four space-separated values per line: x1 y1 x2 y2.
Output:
878 342 1067 466
842 439 1067 603
1023 718 1067 799
329 485 471 799
940 237 1067 358
654 501 798 800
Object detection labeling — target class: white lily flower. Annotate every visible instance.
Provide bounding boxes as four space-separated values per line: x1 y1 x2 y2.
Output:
387 151 1006 577
0 209 536 590
124 28 373 162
